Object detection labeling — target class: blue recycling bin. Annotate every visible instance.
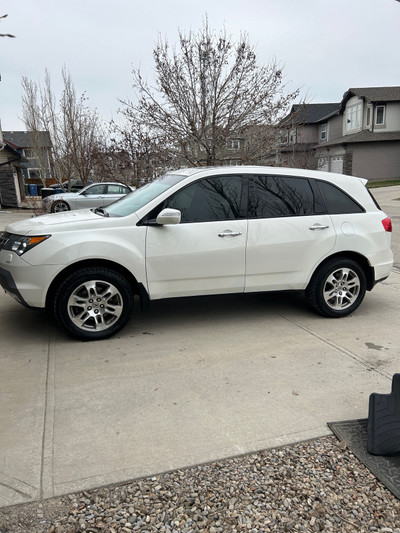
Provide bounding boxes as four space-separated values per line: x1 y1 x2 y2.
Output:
28 184 38 196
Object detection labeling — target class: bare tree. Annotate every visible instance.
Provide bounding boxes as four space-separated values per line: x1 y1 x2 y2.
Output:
22 68 103 189
121 18 299 167
106 111 179 187
0 14 15 38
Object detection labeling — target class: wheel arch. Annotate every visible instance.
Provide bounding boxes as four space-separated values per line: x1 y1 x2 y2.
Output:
46 259 149 311
309 251 375 291
51 199 70 212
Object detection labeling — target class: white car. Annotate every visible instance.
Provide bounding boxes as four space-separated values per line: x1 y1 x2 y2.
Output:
43 182 133 213
0 166 393 340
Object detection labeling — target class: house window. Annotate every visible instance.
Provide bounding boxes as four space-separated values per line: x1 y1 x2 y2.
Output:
24 149 36 159
320 123 327 142
345 103 362 132
366 106 372 127
279 131 288 145
375 105 385 126
288 128 296 144
227 139 241 151
27 168 43 180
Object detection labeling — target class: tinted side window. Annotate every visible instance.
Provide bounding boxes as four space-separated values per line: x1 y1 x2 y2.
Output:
163 176 242 223
86 184 105 195
249 176 314 218
317 181 364 214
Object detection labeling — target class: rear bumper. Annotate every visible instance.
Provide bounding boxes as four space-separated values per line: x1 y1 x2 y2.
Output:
371 251 394 285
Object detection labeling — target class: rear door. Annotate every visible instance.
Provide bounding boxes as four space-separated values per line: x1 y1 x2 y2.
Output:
245 174 337 291
103 184 131 207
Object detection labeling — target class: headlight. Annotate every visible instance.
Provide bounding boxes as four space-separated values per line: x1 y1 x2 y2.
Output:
1 233 51 256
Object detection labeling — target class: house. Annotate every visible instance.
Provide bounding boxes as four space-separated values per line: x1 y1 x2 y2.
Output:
2 130 53 184
0 129 28 207
277 103 341 169
278 87 400 181
315 87 400 179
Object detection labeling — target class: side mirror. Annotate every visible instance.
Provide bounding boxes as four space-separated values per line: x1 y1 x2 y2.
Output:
156 208 181 225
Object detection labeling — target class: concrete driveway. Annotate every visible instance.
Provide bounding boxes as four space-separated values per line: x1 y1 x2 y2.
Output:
1 186 399 508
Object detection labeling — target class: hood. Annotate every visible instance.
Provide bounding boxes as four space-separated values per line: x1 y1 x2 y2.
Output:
5 209 127 235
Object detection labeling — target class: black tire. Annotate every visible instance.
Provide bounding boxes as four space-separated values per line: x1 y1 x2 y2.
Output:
54 268 133 340
51 200 70 213
306 258 367 318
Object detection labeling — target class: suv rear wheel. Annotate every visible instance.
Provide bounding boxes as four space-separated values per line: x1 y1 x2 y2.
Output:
54 268 133 340
306 258 367 317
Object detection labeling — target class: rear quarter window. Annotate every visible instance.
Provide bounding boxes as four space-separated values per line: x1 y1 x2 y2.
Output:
317 180 364 214
249 175 315 218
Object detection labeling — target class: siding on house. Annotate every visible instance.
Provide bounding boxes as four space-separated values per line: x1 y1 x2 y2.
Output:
325 115 342 142
0 168 19 207
384 102 400 131
351 142 400 180
296 124 319 144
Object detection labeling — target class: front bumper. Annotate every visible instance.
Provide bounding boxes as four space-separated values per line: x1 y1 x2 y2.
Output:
0 250 60 308
0 266 31 307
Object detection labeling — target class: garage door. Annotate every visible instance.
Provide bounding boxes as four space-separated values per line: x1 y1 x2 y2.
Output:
318 157 329 171
331 156 343 174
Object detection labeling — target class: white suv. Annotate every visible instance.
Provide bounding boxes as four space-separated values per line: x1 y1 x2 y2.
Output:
0 166 393 340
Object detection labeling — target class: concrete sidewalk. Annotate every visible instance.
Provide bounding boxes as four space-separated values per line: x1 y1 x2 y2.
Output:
0 191 399 508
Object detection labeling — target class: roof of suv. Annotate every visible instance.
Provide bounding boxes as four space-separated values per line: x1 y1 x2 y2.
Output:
170 166 367 185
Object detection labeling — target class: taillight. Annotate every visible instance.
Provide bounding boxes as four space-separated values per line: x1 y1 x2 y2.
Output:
382 217 392 232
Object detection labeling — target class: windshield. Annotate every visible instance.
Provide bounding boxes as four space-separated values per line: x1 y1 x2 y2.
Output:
104 173 188 217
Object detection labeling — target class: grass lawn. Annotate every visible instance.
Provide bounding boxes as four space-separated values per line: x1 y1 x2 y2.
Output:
367 179 400 188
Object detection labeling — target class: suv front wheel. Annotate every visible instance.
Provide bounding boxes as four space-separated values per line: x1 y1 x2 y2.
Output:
54 267 133 340
306 258 367 318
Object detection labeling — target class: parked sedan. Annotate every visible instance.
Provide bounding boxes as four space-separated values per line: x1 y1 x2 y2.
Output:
50 179 94 191
43 182 133 213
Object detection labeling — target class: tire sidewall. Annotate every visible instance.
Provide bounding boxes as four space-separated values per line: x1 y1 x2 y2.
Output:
307 259 367 318
51 200 69 213
54 268 133 340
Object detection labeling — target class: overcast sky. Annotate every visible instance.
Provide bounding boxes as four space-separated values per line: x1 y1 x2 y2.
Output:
1 0 399 132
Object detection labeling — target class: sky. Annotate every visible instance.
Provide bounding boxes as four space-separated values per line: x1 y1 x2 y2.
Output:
1 0 400 132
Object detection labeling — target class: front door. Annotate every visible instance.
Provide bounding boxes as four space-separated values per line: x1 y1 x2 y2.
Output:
145 175 247 299
77 184 107 209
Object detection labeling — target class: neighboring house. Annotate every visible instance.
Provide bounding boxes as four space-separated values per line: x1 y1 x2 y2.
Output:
2 130 52 184
316 87 400 179
0 128 29 207
279 87 400 181
190 124 277 167
277 103 340 169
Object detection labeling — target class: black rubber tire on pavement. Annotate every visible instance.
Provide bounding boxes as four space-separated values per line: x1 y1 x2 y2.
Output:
51 200 70 213
305 258 367 318
54 267 133 340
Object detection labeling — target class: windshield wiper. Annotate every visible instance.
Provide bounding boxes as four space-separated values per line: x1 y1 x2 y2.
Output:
92 207 109 217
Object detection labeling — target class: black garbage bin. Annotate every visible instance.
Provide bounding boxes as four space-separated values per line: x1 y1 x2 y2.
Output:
41 188 55 199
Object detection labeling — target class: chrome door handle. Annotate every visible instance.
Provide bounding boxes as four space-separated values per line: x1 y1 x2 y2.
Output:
309 224 330 231
218 231 242 237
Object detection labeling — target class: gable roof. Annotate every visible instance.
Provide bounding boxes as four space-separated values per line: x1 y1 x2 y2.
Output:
317 129 400 148
281 103 340 126
340 86 400 111
1 141 29 162
3 130 52 149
